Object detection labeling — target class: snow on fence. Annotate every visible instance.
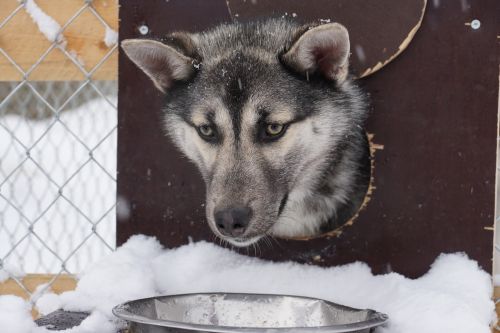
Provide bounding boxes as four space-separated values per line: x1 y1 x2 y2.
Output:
0 0 117 300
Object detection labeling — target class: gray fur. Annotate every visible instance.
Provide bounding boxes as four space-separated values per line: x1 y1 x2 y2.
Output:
121 19 371 246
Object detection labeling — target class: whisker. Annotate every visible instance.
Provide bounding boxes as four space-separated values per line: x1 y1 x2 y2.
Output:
210 234 218 245
263 236 273 250
256 241 262 256
269 235 284 250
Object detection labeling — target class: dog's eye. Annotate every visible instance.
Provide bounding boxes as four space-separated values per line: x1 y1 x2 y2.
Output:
259 123 288 142
197 124 215 140
265 123 286 137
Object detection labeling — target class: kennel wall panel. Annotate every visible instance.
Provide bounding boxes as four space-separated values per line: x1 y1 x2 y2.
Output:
117 0 498 278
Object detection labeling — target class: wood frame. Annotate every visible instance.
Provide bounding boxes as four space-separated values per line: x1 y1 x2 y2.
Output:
0 274 76 299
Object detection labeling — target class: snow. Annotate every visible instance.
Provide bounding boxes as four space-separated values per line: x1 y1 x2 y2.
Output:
354 44 366 63
494 274 500 286
0 270 7 284
23 0 92 66
0 262 24 283
0 96 117 274
68 49 85 66
0 235 495 332
0 296 38 333
104 27 118 48
24 0 65 45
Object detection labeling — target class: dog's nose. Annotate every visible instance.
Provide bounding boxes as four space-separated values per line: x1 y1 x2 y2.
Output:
214 206 252 237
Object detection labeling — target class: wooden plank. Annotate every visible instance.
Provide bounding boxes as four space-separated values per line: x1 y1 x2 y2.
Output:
0 274 77 319
0 0 118 81
0 274 77 300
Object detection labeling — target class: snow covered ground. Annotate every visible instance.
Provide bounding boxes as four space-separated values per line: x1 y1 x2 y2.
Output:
0 235 495 333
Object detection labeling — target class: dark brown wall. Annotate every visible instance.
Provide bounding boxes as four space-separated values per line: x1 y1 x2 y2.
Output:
118 0 498 277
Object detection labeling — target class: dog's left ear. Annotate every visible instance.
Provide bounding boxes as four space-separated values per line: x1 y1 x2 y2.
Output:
121 34 198 93
281 23 350 83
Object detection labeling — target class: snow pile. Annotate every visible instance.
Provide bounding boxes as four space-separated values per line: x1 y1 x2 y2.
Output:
0 262 24 284
25 0 119 55
0 296 38 333
24 0 65 44
0 235 496 333
104 27 118 48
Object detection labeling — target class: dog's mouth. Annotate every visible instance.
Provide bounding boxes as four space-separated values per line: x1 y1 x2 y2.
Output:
224 235 262 247
210 196 287 248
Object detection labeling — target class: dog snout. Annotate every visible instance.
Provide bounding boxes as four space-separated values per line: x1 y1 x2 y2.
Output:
214 206 252 237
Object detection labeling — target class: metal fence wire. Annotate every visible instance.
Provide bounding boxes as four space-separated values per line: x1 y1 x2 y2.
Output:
0 0 117 300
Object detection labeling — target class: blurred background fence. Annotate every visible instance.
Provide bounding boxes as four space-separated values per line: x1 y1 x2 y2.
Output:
0 0 117 301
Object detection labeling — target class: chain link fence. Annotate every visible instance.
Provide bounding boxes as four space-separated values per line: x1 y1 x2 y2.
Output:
0 0 117 302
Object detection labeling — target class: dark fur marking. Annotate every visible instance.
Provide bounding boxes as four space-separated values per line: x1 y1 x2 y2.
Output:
278 193 289 216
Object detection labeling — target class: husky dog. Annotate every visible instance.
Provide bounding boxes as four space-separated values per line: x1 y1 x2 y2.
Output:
121 19 370 247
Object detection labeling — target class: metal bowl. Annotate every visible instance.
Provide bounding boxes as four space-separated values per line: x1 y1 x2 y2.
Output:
113 293 388 333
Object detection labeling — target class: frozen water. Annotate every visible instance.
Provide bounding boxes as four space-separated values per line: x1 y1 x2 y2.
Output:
0 235 495 332
0 261 24 283
104 27 118 48
354 45 366 63
24 0 65 45
0 296 38 333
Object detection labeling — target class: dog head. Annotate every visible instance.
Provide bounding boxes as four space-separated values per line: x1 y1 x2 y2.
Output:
122 20 366 246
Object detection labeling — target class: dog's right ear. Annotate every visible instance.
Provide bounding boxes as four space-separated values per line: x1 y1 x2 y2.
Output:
281 23 350 83
121 37 198 93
